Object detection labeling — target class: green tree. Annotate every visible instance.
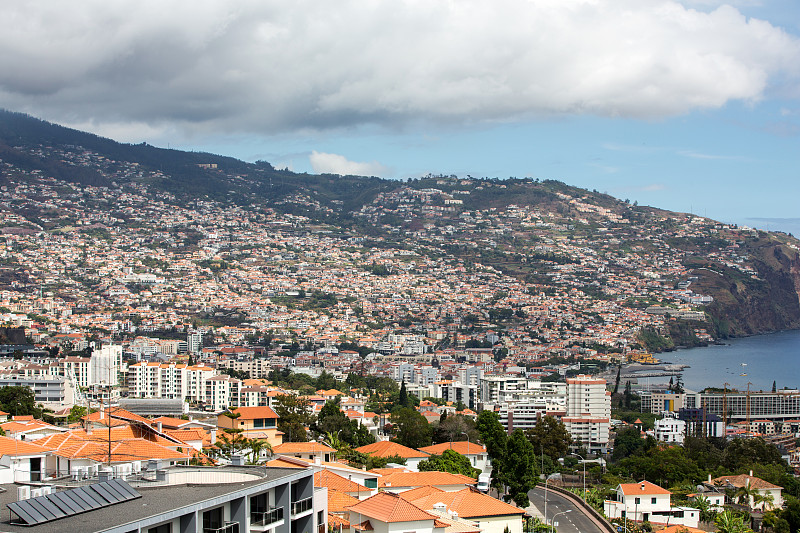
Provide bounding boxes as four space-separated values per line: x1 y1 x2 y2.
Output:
273 394 313 442
612 426 648 461
312 399 375 447
418 449 479 478
715 510 751 533
476 410 508 492
505 429 539 507
67 405 88 424
391 407 433 449
0 386 42 418
780 497 800 533
399 381 409 408
526 415 572 461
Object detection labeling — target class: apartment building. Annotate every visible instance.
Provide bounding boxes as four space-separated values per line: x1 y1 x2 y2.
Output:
127 362 215 402
0 465 327 533
563 375 611 454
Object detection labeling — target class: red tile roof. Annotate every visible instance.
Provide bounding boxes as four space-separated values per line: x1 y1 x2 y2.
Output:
379 471 476 488
356 440 429 459
418 441 486 455
618 481 672 496
328 490 361 513
224 406 279 420
315 469 373 493
348 491 437 523
0 435 49 457
274 442 335 454
404 487 526 518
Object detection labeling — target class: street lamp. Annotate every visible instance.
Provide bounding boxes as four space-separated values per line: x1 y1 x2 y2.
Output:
568 453 586 499
550 509 572 530
461 431 471 467
544 475 549 528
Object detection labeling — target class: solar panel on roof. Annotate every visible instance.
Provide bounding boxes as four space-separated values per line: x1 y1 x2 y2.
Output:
8 480 142 526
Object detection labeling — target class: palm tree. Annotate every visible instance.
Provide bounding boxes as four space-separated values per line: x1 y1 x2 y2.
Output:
735 484 756 510
694 495 717 523
753 492 774 512
245 438 273 464
715 510 751 533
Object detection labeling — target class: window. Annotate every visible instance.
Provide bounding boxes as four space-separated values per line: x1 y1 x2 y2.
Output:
635 497 640 504
365 478 377 489
651 497 657 504
149 524 171 533
203 507 225 531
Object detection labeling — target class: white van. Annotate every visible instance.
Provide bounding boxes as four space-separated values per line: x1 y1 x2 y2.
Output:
477 473 490 492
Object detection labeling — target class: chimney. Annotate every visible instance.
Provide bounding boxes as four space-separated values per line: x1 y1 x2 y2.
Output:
641 483 645 491
708 474 712 483
314 456 321 466
157 421 163 433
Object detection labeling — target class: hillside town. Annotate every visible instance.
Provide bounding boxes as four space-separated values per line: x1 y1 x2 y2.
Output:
1 144 800 533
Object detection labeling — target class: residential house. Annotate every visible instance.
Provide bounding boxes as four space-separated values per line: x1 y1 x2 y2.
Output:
710 473 783 511
356 441 430 471
418 441 491 474
604 480 699 528
217 406 282 447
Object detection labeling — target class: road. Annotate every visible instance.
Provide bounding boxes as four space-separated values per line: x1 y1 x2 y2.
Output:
529 485 606 533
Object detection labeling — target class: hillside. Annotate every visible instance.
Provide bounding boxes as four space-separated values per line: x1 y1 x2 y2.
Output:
0 109 799 351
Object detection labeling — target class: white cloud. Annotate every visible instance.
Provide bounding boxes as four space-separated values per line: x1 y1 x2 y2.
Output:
309 151 389 177
0 1 798 137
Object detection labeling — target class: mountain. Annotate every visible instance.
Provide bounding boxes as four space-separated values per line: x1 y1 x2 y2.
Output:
1 109 799 348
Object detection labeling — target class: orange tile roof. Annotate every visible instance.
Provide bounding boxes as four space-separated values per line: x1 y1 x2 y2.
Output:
348 491 437 523
0 435 49 457
369 467 410 476
225 406 278 420
164 428 207 443
274 442 336 454
418 441 486 455
150 416 190 429
399 485 445 501
328 490 361 513
711 474 782 490
660 526 706 533
353 519 374 531
619 481 672 496
356 440 429 459
379 471 476 488
264 456 309 469
404 487 526 518
315 469 373 493
328 513 351 528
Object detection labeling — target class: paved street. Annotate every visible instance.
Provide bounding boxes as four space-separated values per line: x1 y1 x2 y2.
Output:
529 485 606 533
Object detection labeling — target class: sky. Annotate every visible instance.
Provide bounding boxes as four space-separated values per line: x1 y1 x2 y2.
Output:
1 1 799 233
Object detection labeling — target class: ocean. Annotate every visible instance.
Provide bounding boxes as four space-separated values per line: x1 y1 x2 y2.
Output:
661 329 800 393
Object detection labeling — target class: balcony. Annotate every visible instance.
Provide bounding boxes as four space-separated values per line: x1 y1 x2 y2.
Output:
251 507 284 530
203 522 239 533
291 497 313 516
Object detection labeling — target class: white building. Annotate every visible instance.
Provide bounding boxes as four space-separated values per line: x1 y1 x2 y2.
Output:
127 362 215 402
604 481 699 528
563 375 611 454
653 414 686 444
90 344 122 386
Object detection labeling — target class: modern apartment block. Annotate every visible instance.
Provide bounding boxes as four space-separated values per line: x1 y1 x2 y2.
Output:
640 388 800 424
0 465 327 533
127 362 216 402
563 375 611 454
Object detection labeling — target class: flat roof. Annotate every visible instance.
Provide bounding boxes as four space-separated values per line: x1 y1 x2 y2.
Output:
0 466 307 533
